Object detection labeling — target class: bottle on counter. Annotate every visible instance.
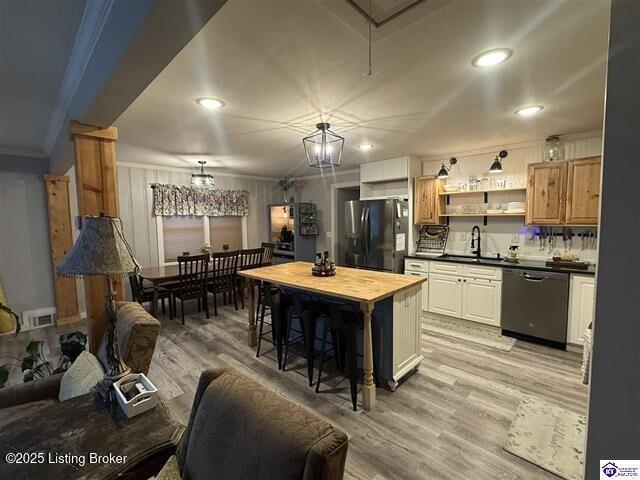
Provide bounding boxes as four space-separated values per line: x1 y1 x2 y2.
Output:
323 251 330 269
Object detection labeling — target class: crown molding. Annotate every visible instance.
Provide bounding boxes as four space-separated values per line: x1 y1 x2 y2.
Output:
299 168 360 180
42 0 116 156
419 130 603 162
117 161 280 182
0 146 46 159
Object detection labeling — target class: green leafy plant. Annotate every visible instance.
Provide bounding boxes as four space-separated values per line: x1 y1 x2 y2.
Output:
0 331 87 387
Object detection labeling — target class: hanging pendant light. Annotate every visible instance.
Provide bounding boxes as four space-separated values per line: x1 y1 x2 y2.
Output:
437 158 457 179
488 150 508 174
191 160 215 187
303 122 344 169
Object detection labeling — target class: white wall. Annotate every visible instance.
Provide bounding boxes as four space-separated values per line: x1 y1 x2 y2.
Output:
117 163 280 268
0 155 55 314
298 169 360 254
420 133 602 261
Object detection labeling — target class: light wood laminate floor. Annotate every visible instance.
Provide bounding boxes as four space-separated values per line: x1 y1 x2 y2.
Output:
1 305 588 479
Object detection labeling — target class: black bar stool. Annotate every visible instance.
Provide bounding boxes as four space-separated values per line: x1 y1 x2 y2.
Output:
315 302 362 411
256 283 288 370
281 294 341 387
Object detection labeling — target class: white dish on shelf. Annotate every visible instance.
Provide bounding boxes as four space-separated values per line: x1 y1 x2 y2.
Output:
506 208 526 214
507 201 525 210
443 184 459 192
486 209 504 214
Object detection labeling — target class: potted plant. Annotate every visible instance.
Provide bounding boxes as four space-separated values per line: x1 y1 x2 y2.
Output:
278 177 305 204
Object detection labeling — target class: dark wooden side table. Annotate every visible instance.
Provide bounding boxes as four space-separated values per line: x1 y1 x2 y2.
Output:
0 393 184 480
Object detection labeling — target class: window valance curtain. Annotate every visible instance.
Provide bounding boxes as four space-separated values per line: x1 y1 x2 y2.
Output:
151 184 249 217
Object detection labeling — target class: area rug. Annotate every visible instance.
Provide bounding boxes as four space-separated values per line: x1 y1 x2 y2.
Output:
423 315 516 351
504 396 586 480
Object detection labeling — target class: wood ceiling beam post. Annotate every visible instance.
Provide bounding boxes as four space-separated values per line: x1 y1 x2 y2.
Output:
44 175 80 326
69 119 123 351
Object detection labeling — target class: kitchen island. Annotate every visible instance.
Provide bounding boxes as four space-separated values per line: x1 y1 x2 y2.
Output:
238 262 426 410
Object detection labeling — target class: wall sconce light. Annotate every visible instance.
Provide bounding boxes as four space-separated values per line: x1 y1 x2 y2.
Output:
437 158 457 179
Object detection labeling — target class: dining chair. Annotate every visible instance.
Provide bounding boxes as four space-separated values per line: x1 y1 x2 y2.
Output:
208 251 239 316
261 242 275 265
237 247 263 309
174 254 210 324
128 274 173 318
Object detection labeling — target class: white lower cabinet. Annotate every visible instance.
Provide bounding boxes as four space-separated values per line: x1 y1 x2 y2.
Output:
568 274 596 345
461 278 501 326
428 273 462 317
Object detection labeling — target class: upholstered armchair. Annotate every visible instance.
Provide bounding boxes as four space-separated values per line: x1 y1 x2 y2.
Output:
0 302 160 413
163 367 349 480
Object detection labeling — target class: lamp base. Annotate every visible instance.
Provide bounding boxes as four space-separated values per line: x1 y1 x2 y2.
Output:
98 279 132 404
96 367 131 403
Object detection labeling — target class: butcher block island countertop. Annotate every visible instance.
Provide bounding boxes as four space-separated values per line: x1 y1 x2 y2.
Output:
239 262 427 410
238 261 427 303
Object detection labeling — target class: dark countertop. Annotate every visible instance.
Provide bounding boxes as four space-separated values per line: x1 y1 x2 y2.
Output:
405 254 596 276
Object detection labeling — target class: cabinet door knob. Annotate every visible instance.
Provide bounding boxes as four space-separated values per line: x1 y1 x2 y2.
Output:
457 278 461 282
463 279 467 282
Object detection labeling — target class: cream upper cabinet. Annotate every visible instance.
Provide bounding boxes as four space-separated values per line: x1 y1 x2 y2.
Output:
461 278 502 326
428 273 462 317
382 157 409 181
360 160 383 183
525 161 568 225
568 274 595 345
566 156 601 225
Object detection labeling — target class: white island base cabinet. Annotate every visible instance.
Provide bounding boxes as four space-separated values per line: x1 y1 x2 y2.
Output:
374 285 424 392
568 274 596 345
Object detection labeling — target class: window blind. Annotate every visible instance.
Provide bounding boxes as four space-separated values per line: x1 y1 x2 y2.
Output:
209 216 242 252
162 216 204 263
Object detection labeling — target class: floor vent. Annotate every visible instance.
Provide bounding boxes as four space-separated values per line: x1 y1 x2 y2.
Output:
21 308 57 331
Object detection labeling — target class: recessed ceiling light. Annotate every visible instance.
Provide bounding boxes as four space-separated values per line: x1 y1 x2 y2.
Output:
196 97 226 110
357 144 374 151
515 105 544 116
471 48 513 67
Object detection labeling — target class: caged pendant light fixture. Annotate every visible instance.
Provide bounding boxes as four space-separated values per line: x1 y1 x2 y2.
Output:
191 160 215 187
303 122 344 169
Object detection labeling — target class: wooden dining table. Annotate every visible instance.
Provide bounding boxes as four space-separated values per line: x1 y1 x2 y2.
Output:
238 261 426 411
139 258 271 315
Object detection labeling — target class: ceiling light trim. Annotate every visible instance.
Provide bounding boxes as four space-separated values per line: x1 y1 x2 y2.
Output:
42 0 116 156
471 48 513 67
515 105 544 116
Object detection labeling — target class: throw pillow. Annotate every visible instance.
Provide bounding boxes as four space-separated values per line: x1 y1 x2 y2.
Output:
155 455 181 480
58 350 104 401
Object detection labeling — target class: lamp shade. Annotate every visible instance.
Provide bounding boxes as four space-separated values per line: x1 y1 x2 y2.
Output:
56 214 139 278
191 160 215 188
488 157 503 173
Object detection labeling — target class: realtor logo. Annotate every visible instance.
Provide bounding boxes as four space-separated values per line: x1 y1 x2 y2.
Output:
602 462 618 478
601 460 640 479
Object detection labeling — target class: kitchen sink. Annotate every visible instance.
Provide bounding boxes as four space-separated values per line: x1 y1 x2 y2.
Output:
439 254 504 264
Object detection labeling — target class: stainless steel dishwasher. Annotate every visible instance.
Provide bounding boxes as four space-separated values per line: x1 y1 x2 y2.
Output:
501 268 570 347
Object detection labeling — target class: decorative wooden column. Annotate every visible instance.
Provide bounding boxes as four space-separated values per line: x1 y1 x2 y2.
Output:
69 120 121 351
44 175 80 325
360 301 376 410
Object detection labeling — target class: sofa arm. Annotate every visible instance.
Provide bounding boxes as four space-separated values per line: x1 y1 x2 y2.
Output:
0 373 64 408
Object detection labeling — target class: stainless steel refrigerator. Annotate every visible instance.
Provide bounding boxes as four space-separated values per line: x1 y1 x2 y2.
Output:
344 199 409 273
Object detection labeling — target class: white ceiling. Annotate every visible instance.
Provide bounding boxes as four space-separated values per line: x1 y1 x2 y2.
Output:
115 0 610 177
0 0 85 157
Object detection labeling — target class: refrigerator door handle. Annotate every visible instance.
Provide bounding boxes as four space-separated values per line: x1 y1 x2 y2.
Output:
363 206 370 260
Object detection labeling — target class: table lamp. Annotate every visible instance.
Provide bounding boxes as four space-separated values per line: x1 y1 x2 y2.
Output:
56 212 140 401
